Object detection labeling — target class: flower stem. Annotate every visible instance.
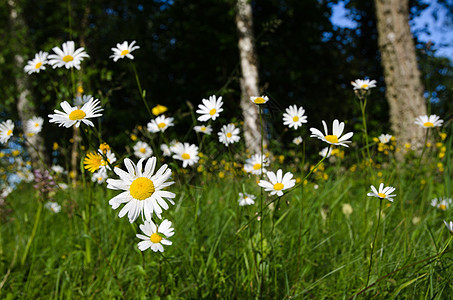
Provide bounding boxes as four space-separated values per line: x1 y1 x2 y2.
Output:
259 106 264 298
359 97 372 171
366 198 383 287
131 61 152 117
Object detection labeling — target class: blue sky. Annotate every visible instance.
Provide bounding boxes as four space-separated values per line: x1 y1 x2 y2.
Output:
330 1 453 60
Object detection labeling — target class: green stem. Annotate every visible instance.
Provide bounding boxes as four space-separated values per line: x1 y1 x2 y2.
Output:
258 106 264 299
21 201 43 266
131 61 152 117
359 97 372 171
365 198 383 287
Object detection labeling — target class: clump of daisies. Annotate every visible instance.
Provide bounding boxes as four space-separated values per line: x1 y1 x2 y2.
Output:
106 157 177 253
431 198 452 211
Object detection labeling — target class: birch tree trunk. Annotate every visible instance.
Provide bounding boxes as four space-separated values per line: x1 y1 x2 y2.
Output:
8 0 47 169
375 0 427 149
235 0 267 154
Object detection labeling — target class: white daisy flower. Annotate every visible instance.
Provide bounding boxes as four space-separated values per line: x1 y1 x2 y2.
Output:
161 144 172 157
378 134 392 144
443 220 453 234
218 123 240 146
194 124 213 135
110 40 140 62
0 120 14 144
319 147 332 158
244 153 269 175
24 51 48 74
310 119 353 147
48 41 89 70
147 115 174 133
1 186 13 199
282 105 308 129
258 169 296 197
169 140 181 153
134 141 153 159
107 157 175 222
51 165 65 174
91 169 108 184
351 79 377 90
293 136 303 145
431 198 452 211
48 97 103 128
24 116 44 136
73 95 93 106
250 95 269 105
44 201 61 213
136 219 174 252
238 192 256 206
414 115 443 128
196 95 223 122
172 142 200 168
367 183 396 202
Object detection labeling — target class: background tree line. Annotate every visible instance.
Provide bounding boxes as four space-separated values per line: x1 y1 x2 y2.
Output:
1 0 452 164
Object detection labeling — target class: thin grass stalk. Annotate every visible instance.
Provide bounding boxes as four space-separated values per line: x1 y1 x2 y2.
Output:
20 201 43 266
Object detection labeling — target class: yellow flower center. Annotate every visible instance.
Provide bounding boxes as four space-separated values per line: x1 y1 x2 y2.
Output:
325 135 339 144
7 129 13 136
139 147 146 153
378 193 386 198
201 126 206 131
293 116 299 122
253 163 261 170
209 108 216 116
35 62 42 69
62 55 74 62
34 123 39 127
158 122 166 129
182 153 190 160
254 97 266 104
150 233 162 243
423 122 434 128
362 84 368 88
69 109 86 120
120 49 130 56
226 132 232 138
273 183 284 191
440 204 447 210
130 177 155 200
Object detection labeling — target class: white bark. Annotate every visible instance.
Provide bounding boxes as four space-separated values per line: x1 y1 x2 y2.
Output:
375 0 427 149
236 0 266 154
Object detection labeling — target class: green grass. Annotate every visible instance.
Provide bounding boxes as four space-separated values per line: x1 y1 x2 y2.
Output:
1 152 453 299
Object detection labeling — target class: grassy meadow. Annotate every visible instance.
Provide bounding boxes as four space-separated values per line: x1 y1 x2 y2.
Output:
1 40 453 300
1 128 453 299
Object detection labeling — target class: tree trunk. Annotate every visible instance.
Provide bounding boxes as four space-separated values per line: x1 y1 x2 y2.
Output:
375 0 427 149
235 0 267 154
8 0 48 169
